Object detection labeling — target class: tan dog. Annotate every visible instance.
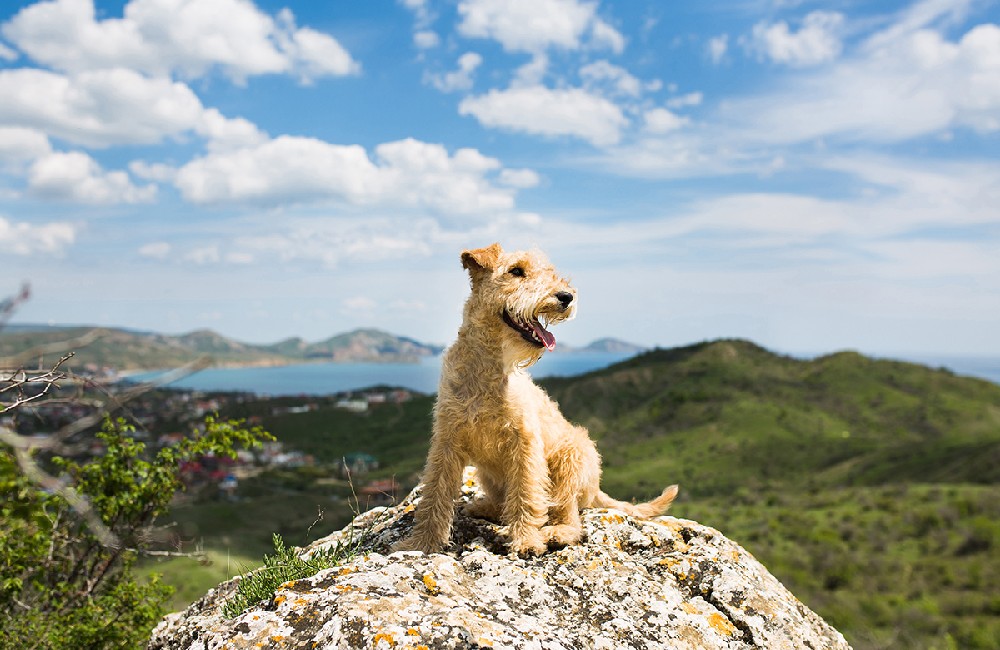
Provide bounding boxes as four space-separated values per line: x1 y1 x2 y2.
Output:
395 243 677 556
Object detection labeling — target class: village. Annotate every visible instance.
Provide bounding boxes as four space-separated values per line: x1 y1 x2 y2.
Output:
1 377 419 507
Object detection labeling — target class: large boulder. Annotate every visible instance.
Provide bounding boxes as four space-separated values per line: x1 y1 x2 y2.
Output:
149 470 850 649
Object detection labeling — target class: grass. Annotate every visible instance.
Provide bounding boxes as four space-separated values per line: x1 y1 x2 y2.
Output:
223 532 364 619
144 550 257 613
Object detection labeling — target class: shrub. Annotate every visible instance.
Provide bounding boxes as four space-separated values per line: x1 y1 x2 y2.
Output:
0 416 270 649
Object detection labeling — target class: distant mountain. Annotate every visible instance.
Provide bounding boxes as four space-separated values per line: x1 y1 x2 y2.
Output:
578 337 647 354
0 325 441 371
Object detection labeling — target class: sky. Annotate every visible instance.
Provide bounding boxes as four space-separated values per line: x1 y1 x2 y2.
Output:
0 0 998 357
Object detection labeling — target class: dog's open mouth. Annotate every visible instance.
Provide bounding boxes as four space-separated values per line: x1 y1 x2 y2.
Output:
502 310 556 351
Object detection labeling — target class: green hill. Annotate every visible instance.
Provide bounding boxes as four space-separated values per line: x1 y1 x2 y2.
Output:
155 338 1000 648
539 339 1000 497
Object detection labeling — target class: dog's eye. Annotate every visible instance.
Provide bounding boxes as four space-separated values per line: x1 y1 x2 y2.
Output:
508 266 526 278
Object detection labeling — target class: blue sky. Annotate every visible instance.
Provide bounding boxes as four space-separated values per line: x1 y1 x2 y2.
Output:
1 0 998 356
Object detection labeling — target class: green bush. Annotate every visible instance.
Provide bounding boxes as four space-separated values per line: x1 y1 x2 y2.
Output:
0 416 270 649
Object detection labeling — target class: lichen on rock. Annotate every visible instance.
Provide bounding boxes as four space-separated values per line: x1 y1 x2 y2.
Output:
148 468 851 650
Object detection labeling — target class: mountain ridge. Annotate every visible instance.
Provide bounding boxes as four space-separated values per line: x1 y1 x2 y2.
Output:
0 323 643 371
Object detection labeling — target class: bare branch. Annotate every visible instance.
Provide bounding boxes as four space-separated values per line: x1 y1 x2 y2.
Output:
0 282 30 332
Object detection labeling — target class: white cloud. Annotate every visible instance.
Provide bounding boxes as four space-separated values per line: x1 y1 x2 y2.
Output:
173 136 527 215
0 41 16 61
0 67 263 149
707 34 728 64
580 60 642 97
27 150 157 204
0 127 51 168
459 85 628 146
139 241 172 259
746 11 845 67
457 0 623 53
129 160 177 183
414 30 440 49
728 21 1000 143
1 0 359 83
427 52 482 92
643 108 688 134
498 168 541 188
0 215 76 255
590 17 625 54
665 92 703 109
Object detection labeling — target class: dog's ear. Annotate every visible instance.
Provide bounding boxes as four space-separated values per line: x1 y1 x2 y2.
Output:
461 243 503 277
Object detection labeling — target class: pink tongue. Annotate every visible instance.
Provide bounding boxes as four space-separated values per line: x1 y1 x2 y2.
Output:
532 322 556 351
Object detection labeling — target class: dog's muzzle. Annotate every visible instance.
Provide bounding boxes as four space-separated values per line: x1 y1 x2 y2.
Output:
502 310 557 351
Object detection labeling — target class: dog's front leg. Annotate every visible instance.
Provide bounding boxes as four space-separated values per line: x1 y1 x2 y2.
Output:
393 436 466 554
501 429 550 556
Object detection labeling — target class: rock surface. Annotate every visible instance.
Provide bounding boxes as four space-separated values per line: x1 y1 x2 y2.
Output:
148 470 851 649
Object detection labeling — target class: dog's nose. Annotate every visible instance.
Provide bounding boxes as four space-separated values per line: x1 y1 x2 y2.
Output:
555 291 574 308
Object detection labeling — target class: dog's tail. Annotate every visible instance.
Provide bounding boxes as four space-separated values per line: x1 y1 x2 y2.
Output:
592 484 678 518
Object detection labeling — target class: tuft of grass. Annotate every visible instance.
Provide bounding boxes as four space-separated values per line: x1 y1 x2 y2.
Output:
223 526 371 619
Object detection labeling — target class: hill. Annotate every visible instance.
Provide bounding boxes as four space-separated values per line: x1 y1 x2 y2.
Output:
540 339 1000 497
0 326 442 370
205 338 1000 649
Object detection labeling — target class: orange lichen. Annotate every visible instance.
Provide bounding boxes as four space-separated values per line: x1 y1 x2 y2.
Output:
707 612 736 636
406 628 420 636
422 573 441 595
373 632 396 647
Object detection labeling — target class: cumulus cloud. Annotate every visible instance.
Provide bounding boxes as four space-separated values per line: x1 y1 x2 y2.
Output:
173 136 527 215
728 21 1000 143
0 67 264 150
27 150 156 204
459 85 628 146
746 11 846 67
0 215 76 255
0 127 51 168
457 0 623 53
1 0 359 83
427 52 483 92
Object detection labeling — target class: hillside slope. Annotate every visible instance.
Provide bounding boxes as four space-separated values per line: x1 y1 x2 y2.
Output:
539 339 1000 498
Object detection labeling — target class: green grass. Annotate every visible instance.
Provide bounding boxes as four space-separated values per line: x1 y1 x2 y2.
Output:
677 485 1000 650
144 550 257 613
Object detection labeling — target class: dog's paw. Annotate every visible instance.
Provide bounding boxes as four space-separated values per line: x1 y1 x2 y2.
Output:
506 528 547 556
540 524 582 547
391 535 439 554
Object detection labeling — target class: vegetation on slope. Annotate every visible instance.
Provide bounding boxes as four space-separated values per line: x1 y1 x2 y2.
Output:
125 338 1000 649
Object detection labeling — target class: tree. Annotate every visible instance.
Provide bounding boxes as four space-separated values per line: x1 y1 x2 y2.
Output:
0 285 271 648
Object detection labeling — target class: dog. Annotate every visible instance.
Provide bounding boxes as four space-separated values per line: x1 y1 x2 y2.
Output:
394 243 678 556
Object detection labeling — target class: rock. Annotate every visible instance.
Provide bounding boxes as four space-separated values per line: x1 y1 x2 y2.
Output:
148 469 851 650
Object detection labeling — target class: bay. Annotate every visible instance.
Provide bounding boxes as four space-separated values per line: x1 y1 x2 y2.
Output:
128 351 636 396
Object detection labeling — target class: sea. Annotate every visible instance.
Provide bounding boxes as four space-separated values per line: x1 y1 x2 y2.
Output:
126 351 1000 397
127 351 637 396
